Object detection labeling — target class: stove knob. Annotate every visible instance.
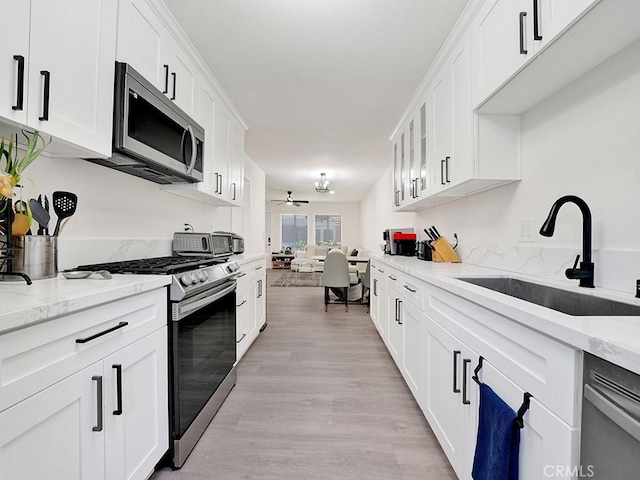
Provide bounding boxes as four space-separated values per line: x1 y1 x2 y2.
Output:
180 274 194 286
200 271 209 281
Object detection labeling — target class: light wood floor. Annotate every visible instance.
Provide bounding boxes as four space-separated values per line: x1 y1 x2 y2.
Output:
152 268 456 480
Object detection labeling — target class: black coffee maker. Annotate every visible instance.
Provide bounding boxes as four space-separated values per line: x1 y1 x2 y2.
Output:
416 240 432 261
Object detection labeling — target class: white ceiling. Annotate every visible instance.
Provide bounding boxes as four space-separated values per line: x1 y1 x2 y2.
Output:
163 0 469 204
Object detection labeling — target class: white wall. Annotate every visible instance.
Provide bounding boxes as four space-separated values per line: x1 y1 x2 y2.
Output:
232 154 266 255
361 39 640 295
268 201 361 252
20 151 265 268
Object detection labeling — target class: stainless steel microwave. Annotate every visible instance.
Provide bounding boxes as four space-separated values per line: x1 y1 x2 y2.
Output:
86 62 204 184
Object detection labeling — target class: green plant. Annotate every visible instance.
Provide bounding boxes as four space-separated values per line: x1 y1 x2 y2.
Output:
0 130 51 198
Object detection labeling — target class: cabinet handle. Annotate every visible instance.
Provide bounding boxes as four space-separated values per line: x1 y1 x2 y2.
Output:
171 72 176 100
236 333 247 344
519 12 528 55
445 156 450 183
75 321 128 344
377 268 384 274
112 364 123 416
388 274 397 281
12 55 25 111
237 272 247 278
232 182 237 201
92 375 103 432
255 265 263 270
373 278 378 297
533 0 542 41
236 299 247 307
218 173 223 195
38 70 50 121
440 159 446 185
163 65 169 94
397 299 403 324
403 284 416 293
394 298 400 323
453 350 461 393
462 359 471 405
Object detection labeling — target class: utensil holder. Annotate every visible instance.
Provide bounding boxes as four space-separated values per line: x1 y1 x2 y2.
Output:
9 235 58 280
432 237 462 263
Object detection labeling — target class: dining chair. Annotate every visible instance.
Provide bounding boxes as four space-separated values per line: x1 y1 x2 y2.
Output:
322 249 358 312
359 261 371 313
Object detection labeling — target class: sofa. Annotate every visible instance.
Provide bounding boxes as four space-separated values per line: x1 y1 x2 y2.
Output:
290 245 348 272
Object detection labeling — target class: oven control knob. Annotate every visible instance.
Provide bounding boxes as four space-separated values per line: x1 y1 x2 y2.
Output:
198 271 208 282
180 274 194 286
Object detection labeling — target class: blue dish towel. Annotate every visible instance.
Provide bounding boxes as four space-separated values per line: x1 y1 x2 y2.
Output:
472 383 521 480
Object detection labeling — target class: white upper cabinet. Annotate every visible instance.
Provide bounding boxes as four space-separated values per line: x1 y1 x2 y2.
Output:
534 0 600 48
471 0 534 109
0 0 117 157
133 0 248 205
117 0 200 120
474 0 640 113
394 29 520 211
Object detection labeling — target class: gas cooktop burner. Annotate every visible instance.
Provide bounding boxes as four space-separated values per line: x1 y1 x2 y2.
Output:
75 256 224 275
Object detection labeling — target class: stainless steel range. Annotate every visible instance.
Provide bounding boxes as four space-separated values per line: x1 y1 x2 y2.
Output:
74 233 239 468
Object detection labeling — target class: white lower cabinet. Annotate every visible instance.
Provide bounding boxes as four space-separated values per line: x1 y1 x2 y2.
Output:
385 273 403 361
425 316 479 479
0 289 168 480
0 362 106 480
235 257 267 361
104 328 168 480
369 260 387 337
371 261 580 480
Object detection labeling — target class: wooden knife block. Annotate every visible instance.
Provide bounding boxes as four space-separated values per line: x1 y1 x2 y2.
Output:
431 237 461 263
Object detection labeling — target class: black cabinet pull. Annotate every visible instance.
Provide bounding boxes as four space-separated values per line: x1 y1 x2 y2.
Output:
76 321 128 344
403 284 416 293
445 156 450 183
232 182 237 201
236 333 247 344
112 364 123 415
533 0 542 40
218 173 223 195
163 64 169 94
462 359 471 405
397 300 402 324
453 350 461 393
519 12 528 55
373 278 377 297
440 160 446 185
12 55 25 111
39 70 50 121
394 298 399 323
171 72 176 100
92 375 103 432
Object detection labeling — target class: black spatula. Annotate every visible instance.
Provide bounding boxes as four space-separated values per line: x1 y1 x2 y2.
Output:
52 191 77 236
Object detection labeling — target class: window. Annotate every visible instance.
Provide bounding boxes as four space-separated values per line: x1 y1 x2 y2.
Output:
281 214 308 249
315 215 342 246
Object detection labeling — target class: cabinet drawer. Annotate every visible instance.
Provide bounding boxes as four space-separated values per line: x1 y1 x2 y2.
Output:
398 272 423 309
0 289 167 412
427 286 580 425
475 359 579 480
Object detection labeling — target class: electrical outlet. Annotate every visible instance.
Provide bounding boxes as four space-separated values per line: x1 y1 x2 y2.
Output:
518 219 535 242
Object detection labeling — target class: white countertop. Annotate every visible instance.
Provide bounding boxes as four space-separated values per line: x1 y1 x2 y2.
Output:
0 274 171 335
373 254 640 375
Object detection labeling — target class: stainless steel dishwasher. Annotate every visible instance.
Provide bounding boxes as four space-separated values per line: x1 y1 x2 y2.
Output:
581 352 640 478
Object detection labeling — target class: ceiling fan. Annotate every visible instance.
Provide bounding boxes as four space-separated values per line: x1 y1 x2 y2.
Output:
271 191 310 207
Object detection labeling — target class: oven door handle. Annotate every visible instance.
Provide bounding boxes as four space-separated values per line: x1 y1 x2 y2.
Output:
175 282 236 320
584 384 640 442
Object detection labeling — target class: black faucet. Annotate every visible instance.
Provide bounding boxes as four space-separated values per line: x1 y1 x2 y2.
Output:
539 195 594 288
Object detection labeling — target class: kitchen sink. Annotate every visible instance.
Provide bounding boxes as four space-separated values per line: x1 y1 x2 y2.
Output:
456 277 640 316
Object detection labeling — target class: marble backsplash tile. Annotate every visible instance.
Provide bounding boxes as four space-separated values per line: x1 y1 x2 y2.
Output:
58 238 172 270
458 243 640 296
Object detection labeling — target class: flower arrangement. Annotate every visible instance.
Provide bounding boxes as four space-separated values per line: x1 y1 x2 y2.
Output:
0 130 51 236
0 130 50 199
